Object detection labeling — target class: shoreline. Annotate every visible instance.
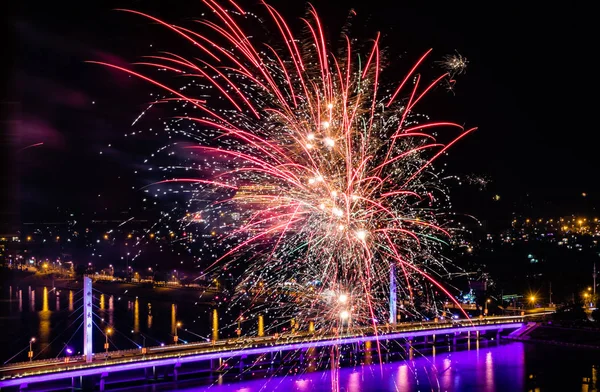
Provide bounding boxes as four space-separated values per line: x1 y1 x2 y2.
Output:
1 269 219 305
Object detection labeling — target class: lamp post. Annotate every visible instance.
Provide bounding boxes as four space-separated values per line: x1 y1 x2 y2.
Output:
529 296 536 309
105 328 112 356
28 337 36 362
237 315 243 337
484 299 491 316
65 347 73 363
175 322 181 344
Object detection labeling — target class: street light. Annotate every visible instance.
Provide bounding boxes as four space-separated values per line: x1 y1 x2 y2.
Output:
175 322 181 344
485 299 491 316
584 292 590 306
105 328 112 355
29 337 36 362
237 315 243 337
529 296 536 309
63 345 73 363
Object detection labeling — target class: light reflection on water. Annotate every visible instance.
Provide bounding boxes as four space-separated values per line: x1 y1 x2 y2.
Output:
165 342 598 392
167 343 526 392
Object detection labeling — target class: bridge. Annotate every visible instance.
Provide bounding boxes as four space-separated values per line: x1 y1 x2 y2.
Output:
0 313 548 391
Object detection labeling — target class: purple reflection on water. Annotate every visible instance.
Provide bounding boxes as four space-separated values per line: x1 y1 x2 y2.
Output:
177 343 525 392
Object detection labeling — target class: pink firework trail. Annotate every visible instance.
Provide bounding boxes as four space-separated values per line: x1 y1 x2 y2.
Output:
93 0 476 381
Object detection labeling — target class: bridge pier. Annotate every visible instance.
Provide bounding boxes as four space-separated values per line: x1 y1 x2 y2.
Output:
144 365 156 381
173 363 181 381
239 356 245 375
99 372 108 391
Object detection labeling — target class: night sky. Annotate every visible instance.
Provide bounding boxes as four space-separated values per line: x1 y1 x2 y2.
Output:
1 1 597 229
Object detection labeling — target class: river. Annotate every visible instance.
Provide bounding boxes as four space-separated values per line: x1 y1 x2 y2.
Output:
0 284 598 391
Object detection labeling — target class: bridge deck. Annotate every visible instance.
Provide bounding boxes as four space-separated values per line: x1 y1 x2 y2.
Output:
0 315 547 388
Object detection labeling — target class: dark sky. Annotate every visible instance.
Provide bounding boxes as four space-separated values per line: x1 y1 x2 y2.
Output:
1 1 597 229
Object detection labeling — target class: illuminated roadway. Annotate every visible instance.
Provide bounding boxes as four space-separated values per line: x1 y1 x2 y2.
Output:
0 314 549 389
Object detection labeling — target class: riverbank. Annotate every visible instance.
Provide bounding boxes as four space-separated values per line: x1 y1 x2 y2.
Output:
0 269 219 304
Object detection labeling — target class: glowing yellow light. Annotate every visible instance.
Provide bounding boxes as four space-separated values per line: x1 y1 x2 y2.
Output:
321 121 330 129
324 137 335 147
103 234 109 240
26 236 32 241
106 328 112 335
356 230 367 241
338 294 348 304
340 310 350 320
327 103 333 109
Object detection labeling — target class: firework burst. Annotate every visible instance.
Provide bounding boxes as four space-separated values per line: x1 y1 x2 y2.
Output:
439 51 469 77
92 0 476 337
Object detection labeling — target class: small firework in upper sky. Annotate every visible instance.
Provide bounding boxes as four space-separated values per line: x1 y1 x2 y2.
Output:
465 174 490 190
440 51 468 77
